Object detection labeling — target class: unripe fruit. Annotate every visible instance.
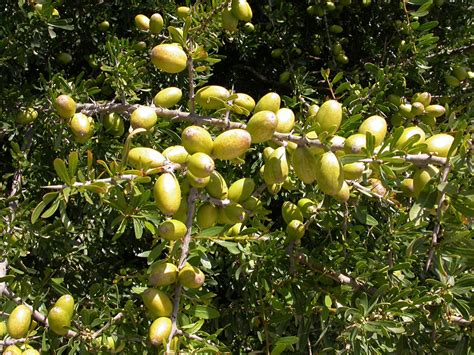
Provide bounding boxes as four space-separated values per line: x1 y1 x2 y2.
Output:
54 295 74 318
263 146 274 162
453 66 468 81
98 20 110 31
56 52 72 65
332 42 343 55
103 112 124 136
424 104 445 118
344 133 367 154
7 305 31 339
178 264 205 289
222 7 238 32
223 202 247 223
231 0 252 21
153 87 182 108
297 198 317 218
0 320 6 337
149 262 178 287
197 203 218 229
388 94 402 106
212 129 251 160
292 147 317 184
48 306 71 336
343 162 365 180
186 171 210 188
173 198 188 223
149 317 172 346
205 170 229 199
394 126 425 148
315 152 344 196
333 181 350 202
69 113 94 143
412 92 431 107
413 166 439 198
54 95 76 119
445 74 461 87
286 219 305 239
182 125 213 155
313 100 342 135
187 152 215 178
158 219 187 241
228 178 255 203
411 102 425 116
217 207 233 224
399 103 413 118
149 13 164 34
400 178 415 197
177 6 191 18
282 201 303 224
424 133 454 157
142 289 173 318
279 71 291 84
154 173 181 215
134 41 147 51
241 196 261 211
307 104 320 122
16 107 38 125
243 22 254 33
271 48 283 58
135 14 150 31
263 146 288 185
246 111 278 143
254 92 281 113
275 108 295 133
195 85 229 110
128 147 166 169
131 105 158 130
151 44 187 73
336 54 349 64
163 145 189 164
358 115 387 146
224 223 242 236
233 93 256 114
2 345 22 355
330 24 343 33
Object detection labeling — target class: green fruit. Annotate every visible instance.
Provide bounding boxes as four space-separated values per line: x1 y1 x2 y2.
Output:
223 202 247 223
254 92 280 113
151 44 187 73
158 219 187 241
54 95 76 119
452 66 467 81
388 94 402 106
228 178 255 203
358 115 387 146
178 264 205 289
394 126 425 148
329 24 343 33
69 113 94 143
271 48 283 58
400 178 415 197
130 106 157 130
246 111 278 143
343 162 365 180
153 87 182 108
279 71 291 84
0 320 6 337
399 103 413 118
16 107 38 125
413 166 439 198
154 173 181 215
187 152 215 178
286 219 305 239
292 147 317 184
103 112 124 136
177 6 191 18
149 317 172 346
424 133 454 157
217 207 233 224
424 105 445 118
7 305 31 339
282 201 303 224
231 0 252 21
128 147 166 169
315 151 344 196
412 92 431 107
266 183 282 195
212 129 251 160
57 52 72 65
241 196 261 211
135 14 149 30
186 170 210 188
336 53 349 64
222 7 238 32
142 289 173 318
2 345 22 355
54 295 74 318
149 13 164 34
233 93 255 114
181 125 213 155
344 133 367 154
411 102 425 116
98 20 110 31
173 198 188 223
297 198 317 218
263 146 274 162
275 108 295 133
307 104 320 122
224 223 242 236
162 145 189 164
332 42 343 55
195 85 229 110
205 171 228 199
149 262 178 287
196 203 218 229
134 41 147 51
243 22 255 33
313 100 342 135
445 74 461 87
333 181 350 202
263 146 288 185
48 306 71 336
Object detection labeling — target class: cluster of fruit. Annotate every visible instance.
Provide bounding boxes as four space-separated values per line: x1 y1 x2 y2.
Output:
390 92 446 127
222 0 253 33
444 65 473 88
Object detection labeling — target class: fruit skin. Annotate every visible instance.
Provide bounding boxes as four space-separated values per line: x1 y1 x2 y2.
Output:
222 7 238 33
131 106 158 130
206 171 229 199
54 95 76 119
243 22 254 33
333 181 350 202
286 219 305 239
16 107 38 125
275 108 295 133
149 317 172 346
178 264 205 289
135 14 150 31
186 171 210 188
424 133 454 157
313 100 342 135
149 13 164 34
69 113 94 143
149 262 178 287
212 129 251 160
7 305 31 339
394 126 425 148
263 146 288 185
181 125 213 155
48 306 71 336
297 198 317 218
246 111 278 143
412 92 431 107
343 162 365 180
128 147 166 169
177 6 191 18
453 66 468 81
153 87 182 108
400 178 415 197
241 196 261 211
254 92 281 113
424 104 445 118
57 52 72 65
0 320 7 337
282 201 303 224
187 152 215 178
151 44 187 74
231 0 253 22
154 173 181 216
158 219 187 241
314 152 344 196
223 202 247 223
292 147 317 184
445 74 461 87
162 145 189 164
142 289 173 318
54 295 75 317
228 178 255 203
344 133 367 154
358 115 387 146
195 85 229 110
103 112 124 136
98 20 110 31
196 203 218 229
2 345 22 355
233 93 255 114
413 166 439 198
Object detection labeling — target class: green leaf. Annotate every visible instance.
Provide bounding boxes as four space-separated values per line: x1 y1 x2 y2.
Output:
332 72 344 85
215 240 240 254
133 218 143 239
41 198 60 219
189 305 220 319
271 336 299 355
354 207 378 226
53 158 71 184
198 226 225 238
31 192 59 224
68 151 79 177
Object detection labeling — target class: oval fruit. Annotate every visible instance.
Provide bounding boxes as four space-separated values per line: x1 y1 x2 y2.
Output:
453 66 468 81
98 20 110 31
54 95 76 119
178 264 205 289
154 173 181 215
411 102 424 116
223 202 247 223
103 112 125 136
424 104 445 118
2 345 22 355
54 295 74 318
333 181 350 202
153 87 182 108
254 92 280 113
173 198 188 223
358 115 387 146
48 306 71 336
286 219 305 239
394 126 425 148
222 7 238 33
151 44 187 73
275 108 295 133
241 196 261 211
131 106 157 130
149 13 164 34
16 107 38 125
206 171 228 199
313 100 342 135
344 133 367 154
149 262 178 287
135 14 150 30
177 6 191 18
181 125 213 155
231 0 252 21
343 162 365 180
424 133 454 157
246 111 278 143
263 146 288 185
57 52 72 65
187 152 215 178
228 178 255 203
233 93 255 114
212 129 251 160
297 198 317 218
413 166 439 198
195 85 229 110
149 317 172 346
7 305 31 339
412 92 431 107
292 147 317 184
162 145 189 164
314 151 344 196
196 203 218 229
282 201 303 224
128 147 166 169
400 178 415 197
186 171 210 188
142 289 173 318
158 219 187 241
69 113 94 143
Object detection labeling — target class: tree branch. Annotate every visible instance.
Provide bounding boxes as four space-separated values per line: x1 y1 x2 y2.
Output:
0 336 41 346
91 312 125 339
175 329 219 348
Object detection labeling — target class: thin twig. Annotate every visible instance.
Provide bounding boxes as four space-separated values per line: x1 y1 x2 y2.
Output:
175 329 219 347
0 336 41 346
91 312 124 339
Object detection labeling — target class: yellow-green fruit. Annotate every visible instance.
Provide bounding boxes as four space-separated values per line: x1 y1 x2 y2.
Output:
344 133 367 154
149 317 172 346
135 14 150 30
149 262 178 287
233 93 256 114
69 113 94 143
16 107 38 125
413 166 439 198
222 7 238 32
130 106 157 130
388 94 402 106
151 44 187 73
149 13 164 34
2 345 22 355
212 129 251 160
333 181 350 202
286 219 305 239
224 223 242 236
54 295 75 318
98 20 110 31
336 54 349 64
358 115 387 146
246 111 278 143
243 22 254 33
292 147 317 184
315 151 344 196
276 108 295 133
48 306 71 336
128 147 166 169
297 198 317 218
103 112 124 136
400 178 415 197
313 100 342 135
162 145 189 164
394 126 425 148
332 42 343 55
22 348 40 355
223 202 247 223
178 264 205 289
217 207 233 224
307 104 320 123
0 320 6 337
173 198 188 223
186 170 210 188
305 131 325 155
343 162 365 180
279 71 291 84
187 152 215 178
282 201 303 224
411 102 425 116
263 146 274 162
195 85 229 110
153 87 182 108
134 41 147 51
231 0 253 21
263 146 288 185
182 125 213 155
177 6 191 18
329 24 343 33
154 173 181 216
57 52 72 65
142 289 173 318
424 105 445 118
206 171 228 199
445 74 461 87
271 48 283 58
241 196 261 211
228 178 255 203
453 66 468 81
424 134 454 157
7 305 31 339
412 92 431 107
54 95 76 119
158 219 187 241
254 92 281 113
197 203 218 229
266 183 282 195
